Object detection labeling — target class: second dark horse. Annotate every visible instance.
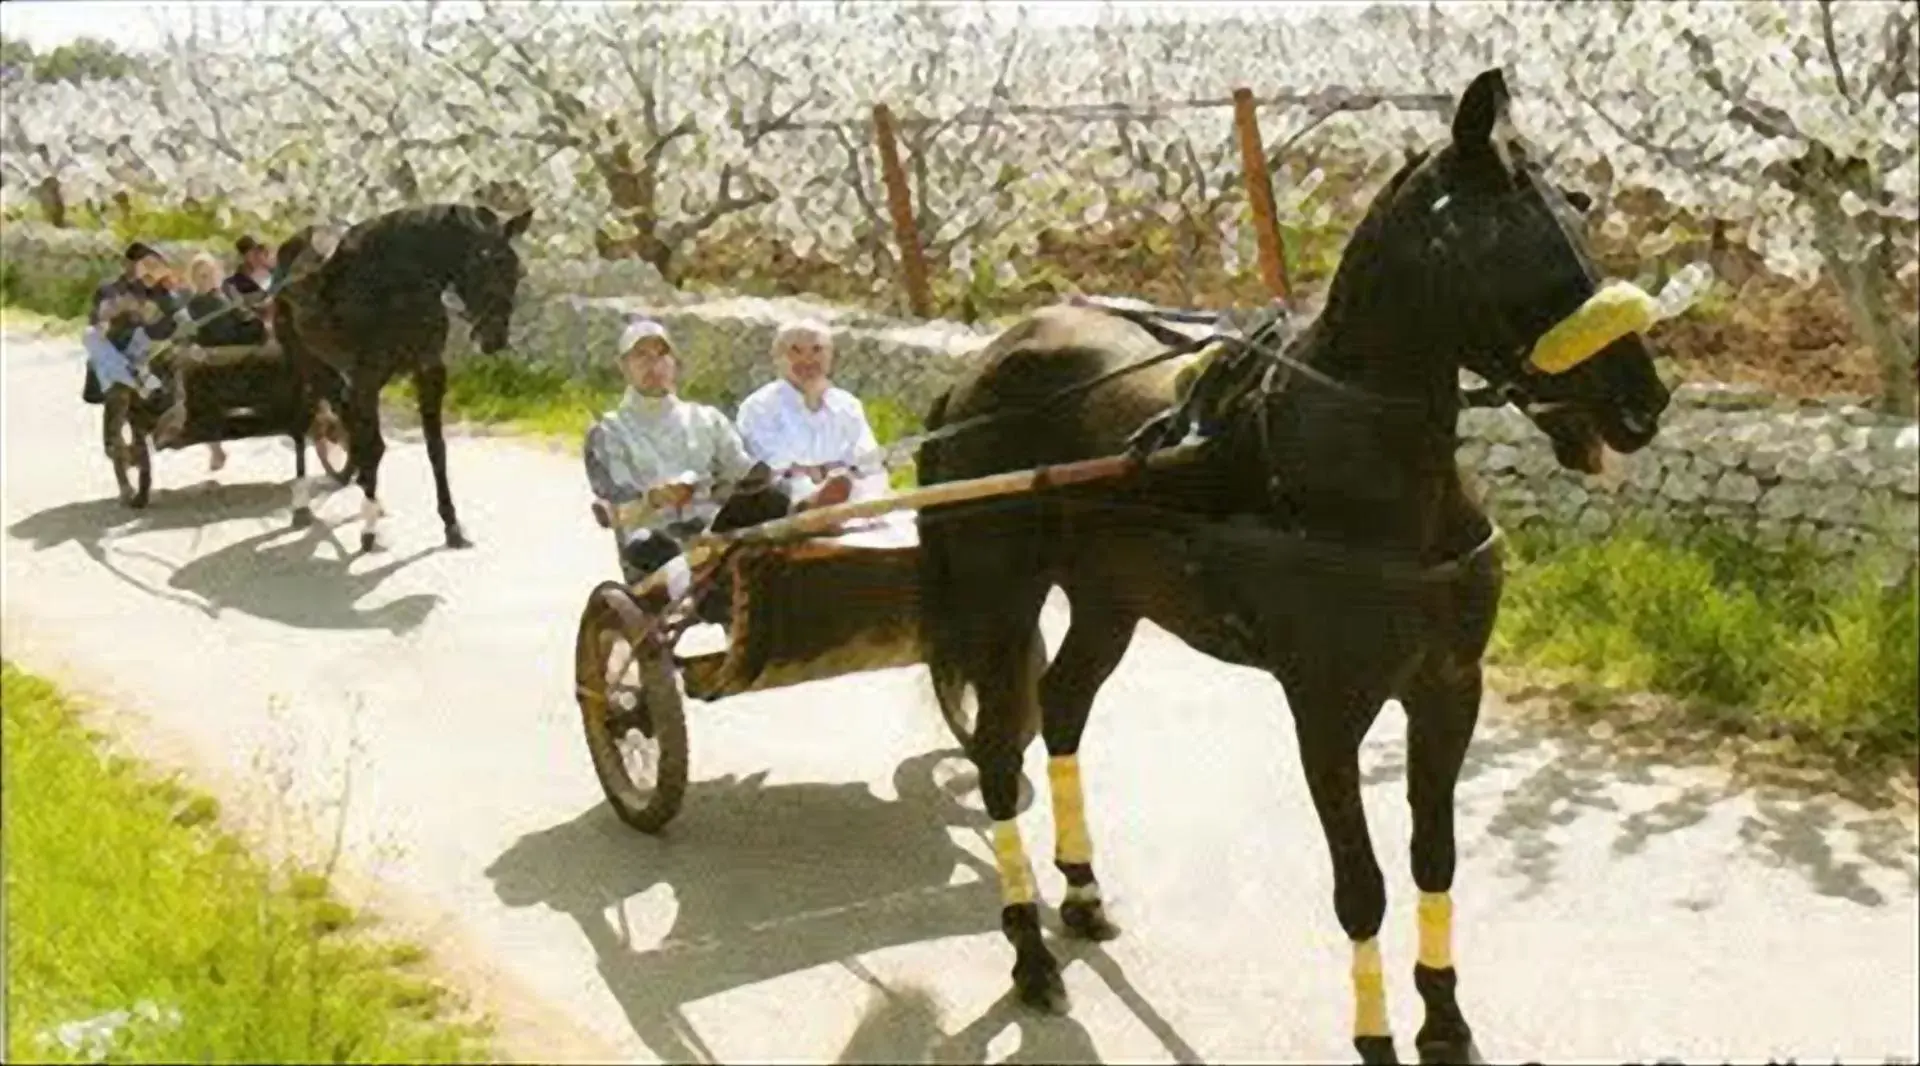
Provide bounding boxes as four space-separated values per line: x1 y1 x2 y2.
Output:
915 69 1673 1064
274 202 534 552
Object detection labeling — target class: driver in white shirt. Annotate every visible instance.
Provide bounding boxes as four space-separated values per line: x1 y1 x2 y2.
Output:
735 318 891 506
583 318 853 590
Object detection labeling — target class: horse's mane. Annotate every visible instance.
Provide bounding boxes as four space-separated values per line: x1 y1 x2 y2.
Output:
311 203 498 307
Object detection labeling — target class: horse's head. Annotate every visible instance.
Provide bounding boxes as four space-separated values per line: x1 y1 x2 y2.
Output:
1332 67 1672 474
449 205 533 354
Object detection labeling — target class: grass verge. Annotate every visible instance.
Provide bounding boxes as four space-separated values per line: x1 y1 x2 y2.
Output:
1 303 84 337
2 662 492 1063
1493 521 1918 769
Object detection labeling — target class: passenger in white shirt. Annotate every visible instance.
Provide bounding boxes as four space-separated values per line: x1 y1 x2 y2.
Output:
735 318 891 506
583 318 848 588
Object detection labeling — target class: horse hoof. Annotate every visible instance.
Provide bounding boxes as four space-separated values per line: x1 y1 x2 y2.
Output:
1355 1035 1401 1065
1059 899 1121 942
360 532 383 554
1415 1038 1479 1065
445 527 473 550
290 507 314 530
1012 959 1070 1015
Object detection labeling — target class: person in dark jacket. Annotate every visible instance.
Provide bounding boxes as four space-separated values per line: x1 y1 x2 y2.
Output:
223 234 276 324
84 242 182 397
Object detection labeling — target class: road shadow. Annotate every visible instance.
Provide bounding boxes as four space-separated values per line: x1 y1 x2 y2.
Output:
164 522 442 633
7 480 300 613
1358 689 1920 909
832 939 1209 1065
6 479 439 633
488 748 1202 1064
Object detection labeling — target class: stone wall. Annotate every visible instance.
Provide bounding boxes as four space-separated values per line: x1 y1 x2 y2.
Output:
6 220 1915 553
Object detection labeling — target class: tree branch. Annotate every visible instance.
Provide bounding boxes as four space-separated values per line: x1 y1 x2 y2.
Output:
1817 0 1854 104
1679 28 1806 143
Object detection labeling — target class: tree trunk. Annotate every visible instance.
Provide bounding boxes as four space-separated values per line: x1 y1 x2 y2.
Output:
1807 187 1918 415
34 175 66 227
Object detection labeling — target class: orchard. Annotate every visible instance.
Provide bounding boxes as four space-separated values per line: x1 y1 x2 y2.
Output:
3 0 1915 409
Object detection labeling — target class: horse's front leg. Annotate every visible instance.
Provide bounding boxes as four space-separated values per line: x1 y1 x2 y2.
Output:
1039 599 1136 944
349 377 388 554
1401 657 1482 1065
414 362 469 548
1287 672 1398 1065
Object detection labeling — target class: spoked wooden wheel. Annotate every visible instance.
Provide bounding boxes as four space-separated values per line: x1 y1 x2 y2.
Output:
933 627 1045 755
575 581 689 834
105 390 153 509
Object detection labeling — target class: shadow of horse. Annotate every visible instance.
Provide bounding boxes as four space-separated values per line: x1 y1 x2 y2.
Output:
6 480 440 633
7 480 297 612
488 748 1204 1064
164 523 443 633
833 950 1208 1065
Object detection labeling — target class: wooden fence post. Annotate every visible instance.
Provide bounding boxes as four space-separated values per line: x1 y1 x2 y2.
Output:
871 103 933 319
1231 87 1293 305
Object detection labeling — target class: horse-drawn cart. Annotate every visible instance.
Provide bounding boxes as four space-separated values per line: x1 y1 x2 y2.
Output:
98 340 349 508
574 445 1202 833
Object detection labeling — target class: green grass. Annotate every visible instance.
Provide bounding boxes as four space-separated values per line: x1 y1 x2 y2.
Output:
1 302 85 336
1494 521 1919 762
2 662 493 1064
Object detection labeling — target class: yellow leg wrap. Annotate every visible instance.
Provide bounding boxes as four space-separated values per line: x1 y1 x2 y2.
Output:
1352 938 1389 1039
1047 755 1092 866
1417 891 1453 971
991 820 1036 906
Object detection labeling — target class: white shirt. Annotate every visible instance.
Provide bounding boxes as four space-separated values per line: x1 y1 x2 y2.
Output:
584 388 758 530
735 378 890 501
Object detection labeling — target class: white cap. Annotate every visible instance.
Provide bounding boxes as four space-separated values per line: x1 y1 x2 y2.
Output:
617 317 672 357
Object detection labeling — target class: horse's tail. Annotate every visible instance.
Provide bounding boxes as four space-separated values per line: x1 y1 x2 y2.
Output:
915 387 970 729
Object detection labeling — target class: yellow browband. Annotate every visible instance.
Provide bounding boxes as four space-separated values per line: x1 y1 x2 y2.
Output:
1528 279 1659 374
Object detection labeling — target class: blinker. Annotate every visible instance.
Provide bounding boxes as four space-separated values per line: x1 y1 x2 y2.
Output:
1527 280 1657 374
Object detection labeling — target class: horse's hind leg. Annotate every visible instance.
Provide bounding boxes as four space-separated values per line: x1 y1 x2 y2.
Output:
288 366 315 528
414 362 468 549
1401 658 1481 1065
1288 674 1398 1065
963 583 1066 1013
348 376 388 553
1039 597 1136 944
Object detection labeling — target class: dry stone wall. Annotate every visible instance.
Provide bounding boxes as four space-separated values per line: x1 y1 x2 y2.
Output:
6 221 1914 553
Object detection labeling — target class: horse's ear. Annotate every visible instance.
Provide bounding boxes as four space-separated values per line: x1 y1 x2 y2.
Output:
1451 67 1511 150
504 208 533 241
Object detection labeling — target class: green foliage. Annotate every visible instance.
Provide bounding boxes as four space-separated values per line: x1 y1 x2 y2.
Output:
2 662 491 1064
386 354 618 441
64 195 283 245
1 261 97 321
0 35 145 83
1495 520 1919 761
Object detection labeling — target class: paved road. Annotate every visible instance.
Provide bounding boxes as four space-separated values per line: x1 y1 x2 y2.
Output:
5 329 1916 1064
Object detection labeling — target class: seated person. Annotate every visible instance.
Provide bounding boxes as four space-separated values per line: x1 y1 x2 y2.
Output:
734 319 891 507
583 318 847 593
223 234 277 326
83 242 179 404
184 251 267 347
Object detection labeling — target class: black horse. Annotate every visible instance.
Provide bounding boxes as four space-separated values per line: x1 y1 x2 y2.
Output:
273 202 534 552
914 68 1672 1064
